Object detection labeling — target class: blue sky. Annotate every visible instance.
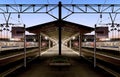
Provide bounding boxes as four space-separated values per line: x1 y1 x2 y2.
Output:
0 0 120 26
0 0 120 38
0 0 120 4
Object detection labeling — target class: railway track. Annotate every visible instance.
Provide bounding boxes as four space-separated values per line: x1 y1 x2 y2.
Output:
81 48 120 77
0 49 38 66
0 48 39 77
0 46 50 76
82 49 120 66
0 46 120 77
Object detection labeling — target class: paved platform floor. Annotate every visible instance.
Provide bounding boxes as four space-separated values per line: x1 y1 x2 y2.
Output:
8 45 113 77
9 57 113 77
40 45 79 57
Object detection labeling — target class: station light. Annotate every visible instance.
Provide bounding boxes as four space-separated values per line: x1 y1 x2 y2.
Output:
45 36 48 40
72 36 75 40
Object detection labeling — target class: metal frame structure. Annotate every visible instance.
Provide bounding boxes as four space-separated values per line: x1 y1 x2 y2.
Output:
1 2 120 68
0 3 120 19
0 4 120 13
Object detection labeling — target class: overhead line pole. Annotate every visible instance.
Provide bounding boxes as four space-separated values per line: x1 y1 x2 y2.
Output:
58 1 62 55
94 24 97 68
24 24 26 68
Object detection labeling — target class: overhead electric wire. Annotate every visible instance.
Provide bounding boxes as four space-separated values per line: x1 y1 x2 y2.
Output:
13 0 24 25
96 0 108 25
100 0 107 23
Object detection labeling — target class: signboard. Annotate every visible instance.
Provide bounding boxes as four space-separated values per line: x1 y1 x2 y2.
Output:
11 27 24 38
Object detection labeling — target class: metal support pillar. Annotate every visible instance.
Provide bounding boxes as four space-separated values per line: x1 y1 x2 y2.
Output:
58 23 62 55
24 24 26 68
79 34 82 57
38 34 41 57
94 24 97 68
109 13 117 39
58 2 62 55
3 13 11 45
49 40 51 48
69 40 72 48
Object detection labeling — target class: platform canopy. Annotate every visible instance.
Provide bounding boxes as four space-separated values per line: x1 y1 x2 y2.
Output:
26 20 94 41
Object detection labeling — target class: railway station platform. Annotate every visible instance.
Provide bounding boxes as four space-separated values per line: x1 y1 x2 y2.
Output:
7 45 114 77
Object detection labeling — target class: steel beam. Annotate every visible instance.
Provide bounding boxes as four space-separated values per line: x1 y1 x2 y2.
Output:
0 4 120 19
0 4 120 13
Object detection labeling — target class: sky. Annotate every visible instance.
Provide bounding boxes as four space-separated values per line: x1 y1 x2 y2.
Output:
0 0 119 4
0 0 120 38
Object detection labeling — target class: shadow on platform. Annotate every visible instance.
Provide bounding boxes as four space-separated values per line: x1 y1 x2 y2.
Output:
7 56 113 77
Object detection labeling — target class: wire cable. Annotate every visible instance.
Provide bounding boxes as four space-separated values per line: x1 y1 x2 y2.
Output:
96 0 108 25
13 0 24 25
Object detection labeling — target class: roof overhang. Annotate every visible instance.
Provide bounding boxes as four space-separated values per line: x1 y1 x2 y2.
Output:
26 20 94 41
